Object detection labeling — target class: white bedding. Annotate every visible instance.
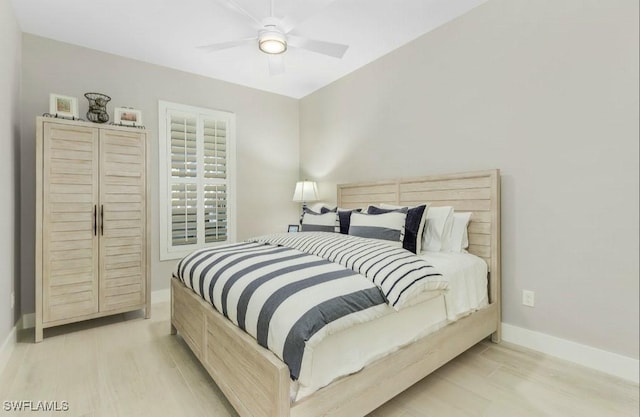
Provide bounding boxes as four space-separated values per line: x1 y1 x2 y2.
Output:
292 251 488 402
421 251 489 321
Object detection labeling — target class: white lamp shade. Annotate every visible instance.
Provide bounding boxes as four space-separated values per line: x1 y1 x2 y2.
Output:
292 181 319 202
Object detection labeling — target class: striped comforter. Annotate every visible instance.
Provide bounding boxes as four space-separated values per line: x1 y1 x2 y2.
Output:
174 232 447 380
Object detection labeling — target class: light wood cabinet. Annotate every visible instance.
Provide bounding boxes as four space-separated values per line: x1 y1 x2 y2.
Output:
35 117 150 342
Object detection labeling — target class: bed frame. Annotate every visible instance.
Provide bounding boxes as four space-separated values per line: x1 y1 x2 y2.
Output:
171 169 501 417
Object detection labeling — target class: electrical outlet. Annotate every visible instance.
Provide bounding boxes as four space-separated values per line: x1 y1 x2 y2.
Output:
522 290 535 307
10 292 15 309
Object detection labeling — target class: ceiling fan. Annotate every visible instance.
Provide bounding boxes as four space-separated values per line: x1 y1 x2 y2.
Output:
198 0 349 75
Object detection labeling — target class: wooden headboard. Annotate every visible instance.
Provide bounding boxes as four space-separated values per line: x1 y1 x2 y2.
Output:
337 169 501 308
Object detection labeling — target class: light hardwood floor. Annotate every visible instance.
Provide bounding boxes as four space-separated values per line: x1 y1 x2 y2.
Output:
1 302 637 417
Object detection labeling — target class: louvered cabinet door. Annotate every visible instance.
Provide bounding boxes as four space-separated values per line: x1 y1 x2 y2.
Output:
99 129 147 311
42 123 99 322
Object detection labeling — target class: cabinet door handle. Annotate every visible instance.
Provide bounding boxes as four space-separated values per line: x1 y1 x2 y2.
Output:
93 205 97 236
100 205 104 236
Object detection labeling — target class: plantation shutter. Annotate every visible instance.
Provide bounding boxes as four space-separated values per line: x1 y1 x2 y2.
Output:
160 101 235 260
203 118 227 243
171 116 198 246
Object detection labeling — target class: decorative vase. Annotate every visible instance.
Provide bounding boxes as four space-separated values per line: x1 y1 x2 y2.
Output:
84 92 111 123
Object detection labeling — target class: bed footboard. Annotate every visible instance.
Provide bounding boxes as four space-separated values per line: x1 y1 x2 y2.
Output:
171 277 291 417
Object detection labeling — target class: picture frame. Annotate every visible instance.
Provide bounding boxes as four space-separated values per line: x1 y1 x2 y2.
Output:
287 224 300 233
114 107 143 126
49 93 79 119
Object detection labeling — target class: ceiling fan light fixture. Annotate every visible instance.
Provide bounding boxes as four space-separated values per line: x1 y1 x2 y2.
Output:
259 26 287 54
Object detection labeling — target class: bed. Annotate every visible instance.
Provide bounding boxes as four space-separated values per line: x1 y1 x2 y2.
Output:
170 169 501 417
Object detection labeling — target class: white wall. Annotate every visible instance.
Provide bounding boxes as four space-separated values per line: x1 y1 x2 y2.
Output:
300 0 639 359
0 0 21 342
20 34 300 314
0 0 21 344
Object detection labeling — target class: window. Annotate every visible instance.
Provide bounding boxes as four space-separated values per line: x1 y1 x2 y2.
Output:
159 101 236 260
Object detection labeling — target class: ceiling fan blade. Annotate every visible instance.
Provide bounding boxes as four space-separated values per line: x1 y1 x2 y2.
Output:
197 37 256 53
287 35 349 59
212 0 263 28
280 0 338 33
268 54 285 76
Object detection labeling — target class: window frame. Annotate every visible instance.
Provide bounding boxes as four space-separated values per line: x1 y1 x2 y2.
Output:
158 100 237 261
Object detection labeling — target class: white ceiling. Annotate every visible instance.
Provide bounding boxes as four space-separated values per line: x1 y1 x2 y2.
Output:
12 0 486 98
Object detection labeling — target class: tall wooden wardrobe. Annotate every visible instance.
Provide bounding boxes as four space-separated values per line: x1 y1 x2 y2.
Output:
35 117 150 342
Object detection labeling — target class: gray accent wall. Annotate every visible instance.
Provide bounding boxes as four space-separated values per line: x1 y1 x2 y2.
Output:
300 0 639 358
0 0 21 343
20 34 300 315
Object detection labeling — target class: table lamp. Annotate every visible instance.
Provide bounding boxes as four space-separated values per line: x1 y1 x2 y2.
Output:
292 180 319 224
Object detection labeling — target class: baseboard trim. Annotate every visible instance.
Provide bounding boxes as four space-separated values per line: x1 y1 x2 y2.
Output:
0 325 17 375
502 323 639 384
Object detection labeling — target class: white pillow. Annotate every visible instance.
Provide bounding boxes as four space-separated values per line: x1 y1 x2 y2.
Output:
379 203 430 254
301 210 337 233
349 210 407 247
447 212 472 252
440 211 456 251
307 202 334 213
422 206 454 252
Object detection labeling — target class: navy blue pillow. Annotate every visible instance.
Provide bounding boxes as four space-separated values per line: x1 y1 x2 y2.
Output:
367 205 427 254
321 207 362 234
